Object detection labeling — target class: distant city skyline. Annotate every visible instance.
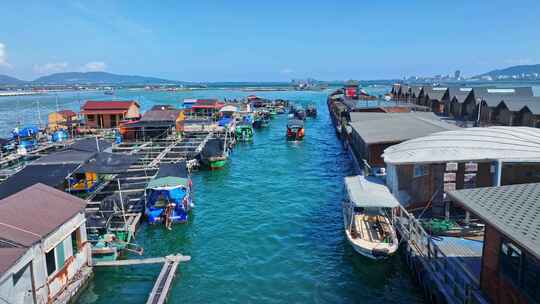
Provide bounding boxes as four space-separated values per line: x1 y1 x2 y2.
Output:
1 0 539 82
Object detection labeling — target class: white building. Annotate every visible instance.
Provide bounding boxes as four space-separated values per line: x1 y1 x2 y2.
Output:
0 183 92 304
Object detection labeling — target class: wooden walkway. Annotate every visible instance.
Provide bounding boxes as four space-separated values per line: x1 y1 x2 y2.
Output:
146 255 190 304
93 254 191 304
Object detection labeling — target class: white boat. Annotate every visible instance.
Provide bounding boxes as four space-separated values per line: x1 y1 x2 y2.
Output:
343 175 399 259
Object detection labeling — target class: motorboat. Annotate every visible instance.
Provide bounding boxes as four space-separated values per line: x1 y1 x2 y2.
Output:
286 119 305 141
343 175 399 259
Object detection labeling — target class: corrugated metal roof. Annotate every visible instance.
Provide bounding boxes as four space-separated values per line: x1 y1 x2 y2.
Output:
383 126 540 164
0 183 86 247
349 112 459 145
498 96 540 114
423 87 448 101
447 87 473 103
448 183 540 259
140 109 181 122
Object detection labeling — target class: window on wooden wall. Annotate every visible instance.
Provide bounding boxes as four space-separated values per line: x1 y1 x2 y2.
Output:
413 164 428 177
45 249 56 276
71 228 81 255
501 240 522 284
524 253 540 302
87 114 95 122
500 239 540 301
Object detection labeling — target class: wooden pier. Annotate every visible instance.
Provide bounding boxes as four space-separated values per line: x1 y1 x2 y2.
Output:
93 254 191 304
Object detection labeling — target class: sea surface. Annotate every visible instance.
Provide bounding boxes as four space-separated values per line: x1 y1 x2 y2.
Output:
1 88 425 303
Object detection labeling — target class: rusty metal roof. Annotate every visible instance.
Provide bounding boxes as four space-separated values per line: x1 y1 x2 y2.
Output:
449 183 540 259
0 183 86 247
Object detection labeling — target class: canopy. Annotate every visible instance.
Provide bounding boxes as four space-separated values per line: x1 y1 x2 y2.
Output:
76 152 141 174
147 162 189 189
344 175 399 208
220 105 238 112
201 138 225 158
287 119 304 128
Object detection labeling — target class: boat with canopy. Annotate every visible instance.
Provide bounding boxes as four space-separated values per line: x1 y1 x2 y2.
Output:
200 138 228 169
286 119 305 141
343 175 399 259
145 161 193 226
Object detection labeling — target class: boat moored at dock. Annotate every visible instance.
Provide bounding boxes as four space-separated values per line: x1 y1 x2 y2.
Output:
343 175 399 259
200 138 228 169
145 161 193 226
235 123 254 141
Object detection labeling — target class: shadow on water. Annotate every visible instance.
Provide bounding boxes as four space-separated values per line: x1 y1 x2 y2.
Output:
78 89 424 304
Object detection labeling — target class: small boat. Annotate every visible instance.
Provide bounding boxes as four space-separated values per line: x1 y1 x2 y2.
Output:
104 90 115 95
145 161 194 225
253 111 270 129
306 105 317 118
235 123 254 141
276 106 286 114
200 138 228 169
269 108 277 119
286 119 305 141
294 108 306 120
343 175 399 259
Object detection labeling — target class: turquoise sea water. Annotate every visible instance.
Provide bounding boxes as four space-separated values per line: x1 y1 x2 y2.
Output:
0 88 423 303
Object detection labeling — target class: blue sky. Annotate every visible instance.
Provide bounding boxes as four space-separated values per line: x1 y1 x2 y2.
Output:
1 0 539 82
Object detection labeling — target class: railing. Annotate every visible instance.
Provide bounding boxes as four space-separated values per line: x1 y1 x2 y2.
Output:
394 206 488 304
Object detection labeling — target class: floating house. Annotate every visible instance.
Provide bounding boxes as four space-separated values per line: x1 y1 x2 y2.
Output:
383 127 540 213
443 88 476 119
81 100 140 129
47 110 78 131
190 99 224 117
448 183 540 304
0 183 91 303
120 106 184 140
422 87 449 113
346 112 459 170
344 80 360 99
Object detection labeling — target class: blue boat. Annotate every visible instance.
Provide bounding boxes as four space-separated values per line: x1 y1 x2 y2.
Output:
145 162 193 225
52 129 69 142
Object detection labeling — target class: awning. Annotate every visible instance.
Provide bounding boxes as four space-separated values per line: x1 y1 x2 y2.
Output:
147 176 188 189
344 175 399 208
75 152 141 174
220 105 238 112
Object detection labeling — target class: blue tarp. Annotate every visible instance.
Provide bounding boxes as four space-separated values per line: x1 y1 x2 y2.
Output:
52 130 68 142
218 117 232 127
12 127 38 139
146 187 189 223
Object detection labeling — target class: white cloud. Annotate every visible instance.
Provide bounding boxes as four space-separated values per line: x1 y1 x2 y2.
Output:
280 68 294 75
0 43 12 68
33 62 69 74
83 61 107 72
504 58 533 65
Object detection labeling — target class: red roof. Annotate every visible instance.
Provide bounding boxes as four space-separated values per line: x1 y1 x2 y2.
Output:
57 109 77 117
192 99 224 110
82 100 139 111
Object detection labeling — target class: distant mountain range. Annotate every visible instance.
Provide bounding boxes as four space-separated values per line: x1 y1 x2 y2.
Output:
0 71 181 85
478 64 540 78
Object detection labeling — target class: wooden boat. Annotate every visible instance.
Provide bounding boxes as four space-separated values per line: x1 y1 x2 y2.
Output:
200 138 228 169
286 119 305 141
145 162 193 225
343 175 399 259
235 123 254 141
294 107 306 120
306 105 317 118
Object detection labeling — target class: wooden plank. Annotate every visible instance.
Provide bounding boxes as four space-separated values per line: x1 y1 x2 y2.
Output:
93 254 190 267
